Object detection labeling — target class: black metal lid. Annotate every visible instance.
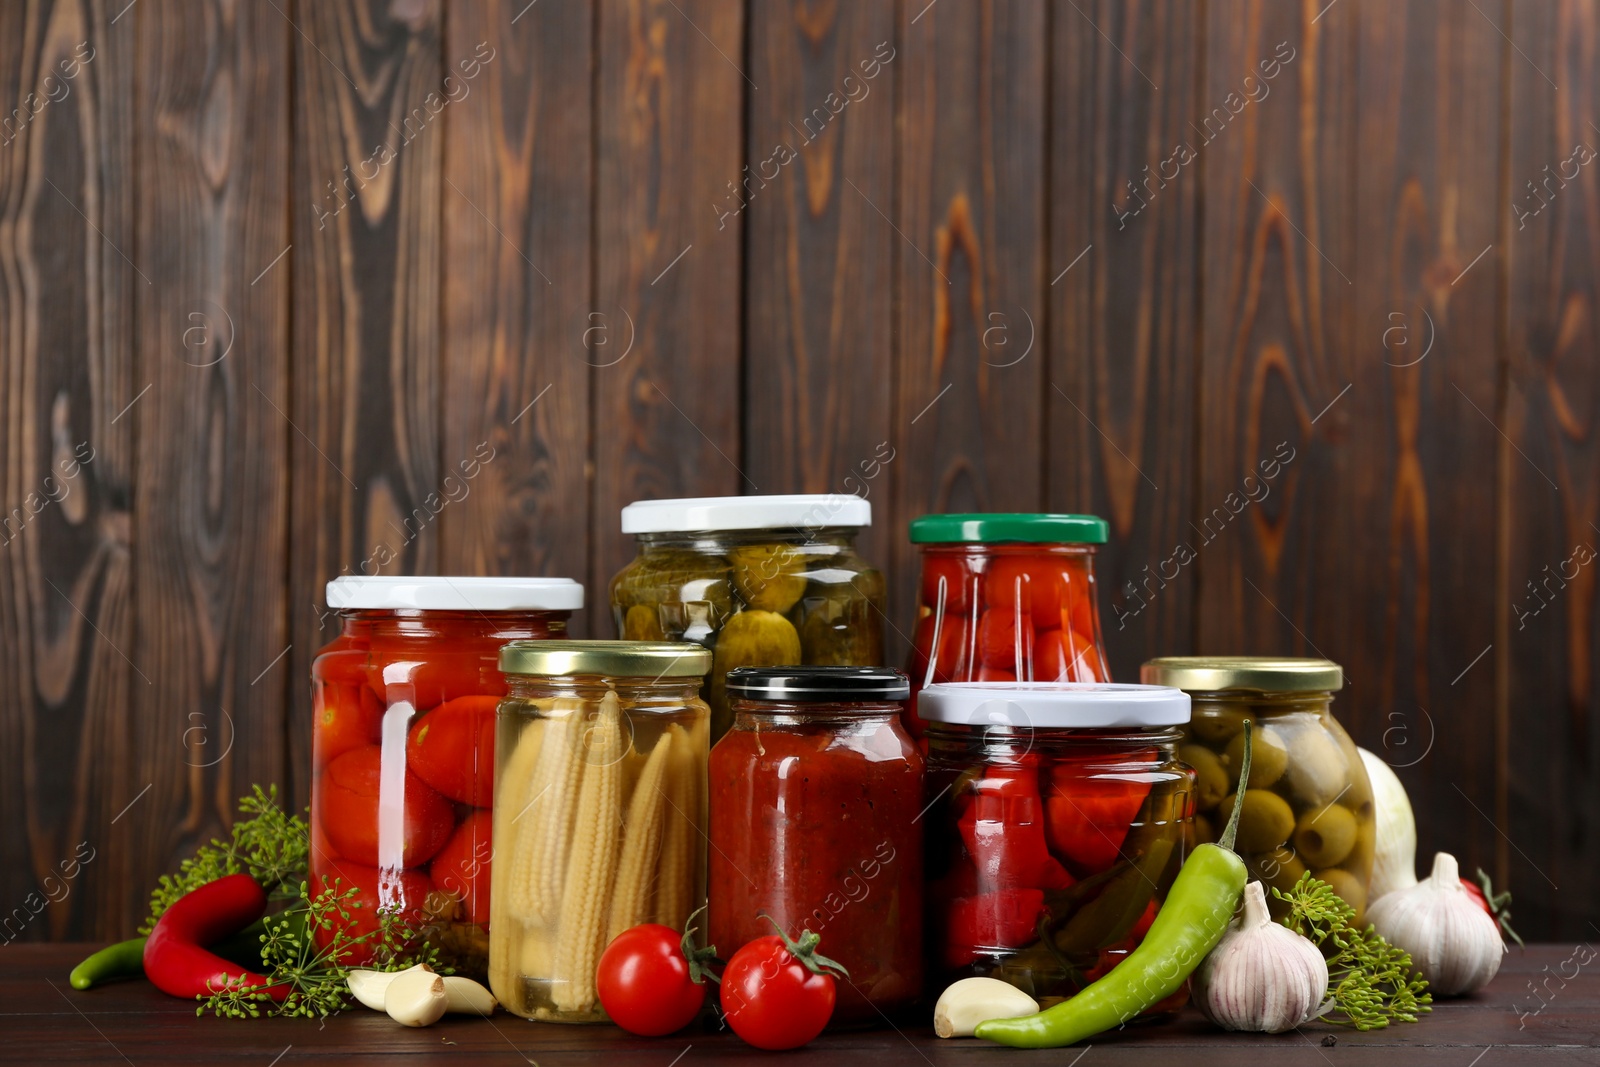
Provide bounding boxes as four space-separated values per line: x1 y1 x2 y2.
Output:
726 665 910 703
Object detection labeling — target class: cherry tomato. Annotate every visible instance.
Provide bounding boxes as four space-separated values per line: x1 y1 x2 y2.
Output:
429 810 492 925
314 683 382 767
309 855 431 965
315 646 371 686
1033 628 1101 682
320 745 455 868
406 695 498 806
1044 761 1154 874
976 607 1034 671
720 931 843 1051
597 922 716 1036
920 553 979 615
366 649 502 712
910 613 975 684
1461 878 1491 914
1064 560 1097 637
984 554 1066 629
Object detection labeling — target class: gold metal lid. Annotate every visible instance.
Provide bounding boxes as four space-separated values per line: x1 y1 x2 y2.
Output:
1139 656 1343 693
499 640 711 679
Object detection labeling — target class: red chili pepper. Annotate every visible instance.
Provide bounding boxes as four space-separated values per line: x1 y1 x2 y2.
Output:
144 874 287 1001
958 767 1075 892
944 889 1047 967
1043 761 1154 875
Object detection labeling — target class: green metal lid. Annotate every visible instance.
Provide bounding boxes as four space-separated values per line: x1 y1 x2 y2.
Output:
909 513 1109 545
1139 656 1344 693
499 640 711 679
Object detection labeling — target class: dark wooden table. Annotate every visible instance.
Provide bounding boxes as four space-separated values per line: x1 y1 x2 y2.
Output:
4 944 1595 1065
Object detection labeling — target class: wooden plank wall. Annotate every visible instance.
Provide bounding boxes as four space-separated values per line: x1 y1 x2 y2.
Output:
0 0 1595 944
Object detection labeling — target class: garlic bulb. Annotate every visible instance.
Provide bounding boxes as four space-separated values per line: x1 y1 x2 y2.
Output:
1193 881 1329 1032
1359 747 1417 900
1367 851 1504 996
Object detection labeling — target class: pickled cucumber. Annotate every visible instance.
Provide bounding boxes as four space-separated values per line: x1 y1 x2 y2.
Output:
730 544 808 613
622 604 665 641
708 610 803 736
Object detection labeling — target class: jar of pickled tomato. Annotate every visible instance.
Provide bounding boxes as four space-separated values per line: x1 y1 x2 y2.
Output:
919 682 1193 1012
1140 657 1373 922
906 514 1111 738
490 640 712 1023
310 576 582 978
709 667 923 1027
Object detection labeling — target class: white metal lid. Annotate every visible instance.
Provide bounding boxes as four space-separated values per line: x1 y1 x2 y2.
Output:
326 575 583 612
620 494 871 534
917 682 1190 729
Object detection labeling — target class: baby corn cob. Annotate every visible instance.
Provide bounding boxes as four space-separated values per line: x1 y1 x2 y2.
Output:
652 722 697 931
508 699 583 923
606 729 674 941
490 717 544 1000
550 692 626 1013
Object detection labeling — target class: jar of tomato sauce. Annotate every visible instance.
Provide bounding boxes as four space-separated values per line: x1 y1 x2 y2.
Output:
489 640 712 1023
709 667 923 1027
919 682 1192 1012
906 514 1111 738
310 576 581 979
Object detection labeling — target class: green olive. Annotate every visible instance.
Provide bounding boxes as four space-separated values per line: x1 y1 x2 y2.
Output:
729 543 808 613
1314 866 1367 925
1292 804 1357 867
1190 812 1215 847
1247 845 1307 896
1345 817 1376 876
622 603 664 641
1222 724 1288 789
1280 726 1349 807
1189 706 1248 746
1180 744 1228 812
1219 788 1296 853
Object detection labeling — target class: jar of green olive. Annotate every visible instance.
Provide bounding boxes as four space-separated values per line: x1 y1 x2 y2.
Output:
1139 657 1373 921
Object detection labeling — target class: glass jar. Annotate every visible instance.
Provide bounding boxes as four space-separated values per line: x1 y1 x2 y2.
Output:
309 576 581 978
611 494 886 740
490 640 713 1023
709 667 923 1027
906 514 1112 738
1141 657 1374 921
920 682 1192 1012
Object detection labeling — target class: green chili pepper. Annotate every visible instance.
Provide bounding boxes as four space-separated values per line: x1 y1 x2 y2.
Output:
976 722 1256 1049
69 936 147 990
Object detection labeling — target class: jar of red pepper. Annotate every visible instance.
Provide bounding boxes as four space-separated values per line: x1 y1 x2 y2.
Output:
310 576 582 978
919 682 1193 1012
708 667 924 1027
905 514 1111 738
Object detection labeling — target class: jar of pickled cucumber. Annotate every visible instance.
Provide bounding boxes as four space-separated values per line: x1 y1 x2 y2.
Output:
489 640 712 1023
920 682 1193 1013
1140 657 1373 921
611 495 885 740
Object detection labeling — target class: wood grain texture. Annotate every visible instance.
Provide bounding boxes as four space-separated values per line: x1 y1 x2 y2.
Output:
0 0 138 942
1047 0 1199 682
287 0 443 806
890 0 1047 664
592 0 746 604
1505 0 1600 938
439 0 594 630
127 0 292 938
1350 0 1505 924
5 942 1598 1064
743 0 897 574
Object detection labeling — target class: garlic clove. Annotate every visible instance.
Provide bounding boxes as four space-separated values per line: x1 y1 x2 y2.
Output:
442 975 498 1015
1367 851 1504 996
1193 881 1330 1033
386 967 449 1027
347 963 432 1012
933 977 1040 1038
1360 747 1418 901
